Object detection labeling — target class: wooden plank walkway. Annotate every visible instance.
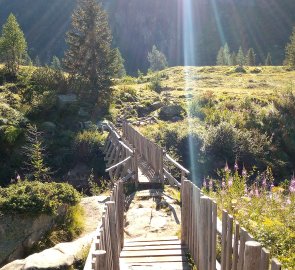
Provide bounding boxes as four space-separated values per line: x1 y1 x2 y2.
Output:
120 237 191 270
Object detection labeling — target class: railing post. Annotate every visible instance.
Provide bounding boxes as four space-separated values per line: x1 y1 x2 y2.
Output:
93 250 106 270
243 241 262 270
133 148 139 187
181 180 190 246
106 201 120 270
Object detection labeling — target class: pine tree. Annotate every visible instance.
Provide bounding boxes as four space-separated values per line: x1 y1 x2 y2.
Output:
64 0 114 105
246 48 256 66
216 47 224 65
0 14 27 75
223 43 231 65
34 56 41 67
112 48 126 78
265 52 272 66
237 47 245 66
231 52 237 66
147 45 168 71
23 125 51 182
51 56 62 71
285 27 295 67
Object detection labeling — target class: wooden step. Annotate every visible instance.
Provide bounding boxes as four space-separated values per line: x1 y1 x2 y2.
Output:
124 240 181 247
123 244 185 251
120 262 192 270
120 255 187 263
121 249 186 258
125 236 179 242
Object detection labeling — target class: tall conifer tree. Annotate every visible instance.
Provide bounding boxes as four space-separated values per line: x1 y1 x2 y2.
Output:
237 47 245 66
0 14 27 75
285 27 295 67
246 48 256 66
64 0 113 106
265 53 272 66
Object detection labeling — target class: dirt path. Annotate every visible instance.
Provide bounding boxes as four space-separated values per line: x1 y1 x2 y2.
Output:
79 195 109 237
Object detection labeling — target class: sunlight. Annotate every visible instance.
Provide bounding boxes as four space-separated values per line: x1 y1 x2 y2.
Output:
182 0 198 185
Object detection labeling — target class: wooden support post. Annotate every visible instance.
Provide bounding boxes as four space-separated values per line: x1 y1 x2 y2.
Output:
106 202 120 270
211 201 217 270
232 222 240 270
181 180 190 246
226 215 233 270
221 210 228 270
271 259 282 270
260 248 270 270
118 181 125 250
199 196 209 270
133 148 139 187
243 241 262 270
93 250 106 270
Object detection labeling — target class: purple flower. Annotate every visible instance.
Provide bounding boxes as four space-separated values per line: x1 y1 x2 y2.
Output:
222 180 226 189
228 177 233 187
234 160 239 171
242 166 247 177
224 161 230 172
262 175 267 188
289 175 295 193
244 186 248 194
203 178 207 188
209 179 213 190
255 188 259 197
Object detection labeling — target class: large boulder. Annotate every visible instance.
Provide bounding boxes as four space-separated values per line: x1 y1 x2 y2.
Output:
158 105 185 121
1 234 93 270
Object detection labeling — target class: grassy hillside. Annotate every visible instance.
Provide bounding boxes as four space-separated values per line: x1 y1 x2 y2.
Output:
113 66 295 182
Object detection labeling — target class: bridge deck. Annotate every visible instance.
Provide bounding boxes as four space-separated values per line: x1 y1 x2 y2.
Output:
120 237 191 270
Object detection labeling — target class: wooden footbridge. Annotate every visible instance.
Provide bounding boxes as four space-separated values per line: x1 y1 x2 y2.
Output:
84 121 282 270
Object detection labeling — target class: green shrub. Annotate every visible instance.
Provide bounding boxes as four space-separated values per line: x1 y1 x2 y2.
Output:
74 130 107 161
149 75 162 93
0 181 81 214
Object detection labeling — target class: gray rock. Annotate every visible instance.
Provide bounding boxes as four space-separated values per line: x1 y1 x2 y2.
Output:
57 94 77 108
159 105 185 121
78 107 89 118
1 234 93 270
150 101 164 111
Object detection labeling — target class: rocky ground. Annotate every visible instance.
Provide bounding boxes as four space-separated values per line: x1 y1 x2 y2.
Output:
124 189 181 240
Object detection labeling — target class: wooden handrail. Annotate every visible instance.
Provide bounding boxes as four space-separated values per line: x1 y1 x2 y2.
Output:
105 156 132 172
165 153 190 175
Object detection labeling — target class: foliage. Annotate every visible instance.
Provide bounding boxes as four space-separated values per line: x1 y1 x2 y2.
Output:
0 14 27 75
237 46 245 66
265 53 272 65
50 56 62 71
246 48 256 66
203 166 295 269
149 74 162 93
22 124 51 182
285 27 295 68
73 130 107 161
0 181 81 214
112 48 126 78
64 0 114 110
87 168 110 195
147 45 168 71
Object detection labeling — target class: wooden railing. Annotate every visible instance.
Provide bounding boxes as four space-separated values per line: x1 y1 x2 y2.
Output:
103 123 138 183
181 180 282 270
84 181 124 270
122 121 164 182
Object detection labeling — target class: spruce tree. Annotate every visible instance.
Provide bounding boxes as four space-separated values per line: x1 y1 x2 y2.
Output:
64 0 113 105
0 14 27 75
265 52 272 66
223 43 231 65
23 125 51 182
112 48 126 78
246 48 256 66
231 52 237 66
51 56 62 71
216 47 224 65
147 45 168 71
285 27 295 67
237 47 245 66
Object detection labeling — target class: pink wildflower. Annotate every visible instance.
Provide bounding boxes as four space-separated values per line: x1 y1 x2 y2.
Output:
203 178 207 188
228 177 233 187
222 180 226 189
242 166 247 177
234 159 239 171
209 179 213 191
289 175 295 193
224 161 230 172
255 188 259 197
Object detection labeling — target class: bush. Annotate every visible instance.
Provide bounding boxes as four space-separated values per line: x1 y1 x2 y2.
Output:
149 75 162 93
0 181 81 214
74 130 107 161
